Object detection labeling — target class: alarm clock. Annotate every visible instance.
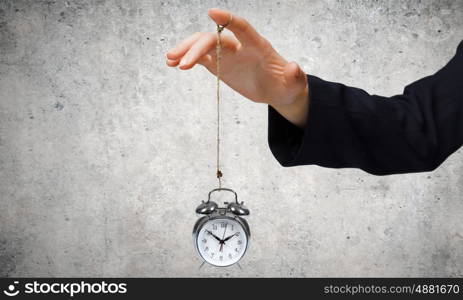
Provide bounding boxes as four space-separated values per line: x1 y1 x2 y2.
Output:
193 188 250 267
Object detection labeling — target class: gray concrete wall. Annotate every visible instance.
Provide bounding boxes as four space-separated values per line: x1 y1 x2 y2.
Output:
0 0 462 277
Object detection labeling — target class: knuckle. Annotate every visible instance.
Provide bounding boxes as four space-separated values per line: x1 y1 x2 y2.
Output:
260 37 270 47
259 37 274 53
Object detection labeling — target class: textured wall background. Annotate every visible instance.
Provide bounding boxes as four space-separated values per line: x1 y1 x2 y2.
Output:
1 0 462 277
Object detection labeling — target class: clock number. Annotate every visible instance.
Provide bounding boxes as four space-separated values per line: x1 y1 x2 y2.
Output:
231 225 234 231
221 222 226 228
228 253 233 259
202 239 207 243
236 232 240 236
237 240 242 245
212 224 217 230
204 247 209 252
235 248 239 252
219 256 223 261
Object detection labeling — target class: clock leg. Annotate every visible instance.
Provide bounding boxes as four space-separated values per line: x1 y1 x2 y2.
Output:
198 261 206 270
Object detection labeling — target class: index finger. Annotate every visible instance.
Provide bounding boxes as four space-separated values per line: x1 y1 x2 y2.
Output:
207 8 264 46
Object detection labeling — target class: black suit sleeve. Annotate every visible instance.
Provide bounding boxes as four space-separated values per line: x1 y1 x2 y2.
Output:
268 40 463 175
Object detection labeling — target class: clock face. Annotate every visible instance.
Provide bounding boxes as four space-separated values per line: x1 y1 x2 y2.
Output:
196 217 248 267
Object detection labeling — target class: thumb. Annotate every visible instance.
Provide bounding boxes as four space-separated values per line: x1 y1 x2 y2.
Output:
207 8 262 46
283 61 307 92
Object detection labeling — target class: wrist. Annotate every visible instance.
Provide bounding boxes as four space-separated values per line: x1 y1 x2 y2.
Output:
271 83 309 128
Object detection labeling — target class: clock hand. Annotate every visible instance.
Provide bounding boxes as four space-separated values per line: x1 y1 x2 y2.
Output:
223 233 238 242
205 230 222 242
219 239 232 252
219 224 227 252
221 224 228 240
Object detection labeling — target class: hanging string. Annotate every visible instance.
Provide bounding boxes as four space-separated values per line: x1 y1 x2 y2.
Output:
216 24 225 188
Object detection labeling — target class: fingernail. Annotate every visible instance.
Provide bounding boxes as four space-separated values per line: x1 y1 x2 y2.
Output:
180 57 188 66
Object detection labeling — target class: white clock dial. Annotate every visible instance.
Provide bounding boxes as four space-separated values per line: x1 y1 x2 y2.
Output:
196 218 248 267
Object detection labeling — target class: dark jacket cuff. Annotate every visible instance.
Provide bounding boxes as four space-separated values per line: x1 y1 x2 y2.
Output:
267 74 344 167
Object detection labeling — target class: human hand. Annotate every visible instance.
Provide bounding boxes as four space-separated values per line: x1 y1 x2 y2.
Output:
165 8 309 127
